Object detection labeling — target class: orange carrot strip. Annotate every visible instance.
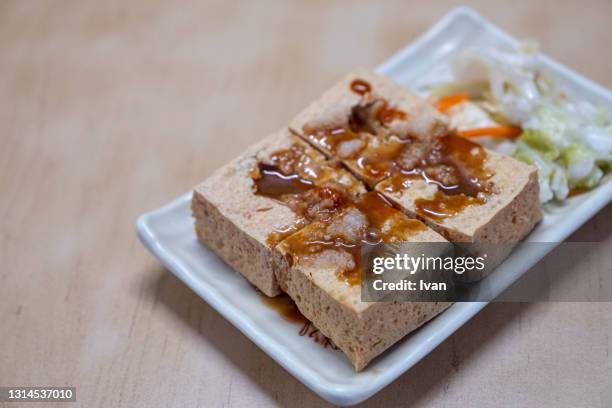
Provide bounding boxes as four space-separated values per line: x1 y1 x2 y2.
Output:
435 93 470 113
457 126 523 139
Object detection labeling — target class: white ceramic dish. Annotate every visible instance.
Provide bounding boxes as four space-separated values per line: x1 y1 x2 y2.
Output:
136 7 612 406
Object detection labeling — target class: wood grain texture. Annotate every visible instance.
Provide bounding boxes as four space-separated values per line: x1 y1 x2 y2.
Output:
0 0 611 407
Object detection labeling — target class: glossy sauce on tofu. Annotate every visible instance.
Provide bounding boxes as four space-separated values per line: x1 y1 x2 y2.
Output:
252 147 427 285
251 143 357 217
386 134 491 221
253 162 314 197
350 78 371 95
302 78 493 221
278 191 426 285
251 143 354 246
250 78 494 285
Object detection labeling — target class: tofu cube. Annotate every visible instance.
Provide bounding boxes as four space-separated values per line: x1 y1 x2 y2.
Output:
290 69 448 187
275 191 451 370
192 129 365 296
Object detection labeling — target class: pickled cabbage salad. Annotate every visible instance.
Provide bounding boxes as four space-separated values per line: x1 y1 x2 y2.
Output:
428 45 612 203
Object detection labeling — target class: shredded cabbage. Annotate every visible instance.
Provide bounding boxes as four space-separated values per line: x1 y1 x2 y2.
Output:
431 45 612 202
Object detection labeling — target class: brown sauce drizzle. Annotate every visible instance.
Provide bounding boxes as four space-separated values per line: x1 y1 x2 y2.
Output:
379 134 491 220
355 190 427 239
303 126 364 158
252 143 324 198
253 162 314 198
252 78 493 290
279 191 426 285
265 221 306 248
318 129 492 221
307 77 493 221
350 79 371 96
375 100 408 124
402 135 490 220
261 293 306 323
251 144 358 247
260 293 338 349
354 139 406 182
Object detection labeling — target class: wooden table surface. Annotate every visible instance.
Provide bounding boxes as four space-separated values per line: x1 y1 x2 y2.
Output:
1 1 611 407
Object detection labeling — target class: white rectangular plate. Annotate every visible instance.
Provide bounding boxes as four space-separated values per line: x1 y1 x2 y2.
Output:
136 7 612 406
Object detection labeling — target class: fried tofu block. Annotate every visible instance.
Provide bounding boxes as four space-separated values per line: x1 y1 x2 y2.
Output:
377 150 542 243
192 129 365 296
275 191 451 371
376 148 542 280
289 69 449 187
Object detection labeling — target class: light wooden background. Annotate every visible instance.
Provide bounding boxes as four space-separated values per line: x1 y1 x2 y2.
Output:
1 1 611 407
